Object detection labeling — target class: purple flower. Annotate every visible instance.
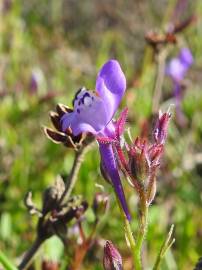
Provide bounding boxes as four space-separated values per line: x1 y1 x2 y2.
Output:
166 48 193 125
166 47 193 82
61 60 131 220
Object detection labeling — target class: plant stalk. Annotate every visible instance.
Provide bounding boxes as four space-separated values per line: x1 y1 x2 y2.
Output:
19 141 93 269
18 237 44 270
134 192 149 269
152 49 168 114
115 193 142 270
152 224 175 270
59 141 94 204
124 218 142 270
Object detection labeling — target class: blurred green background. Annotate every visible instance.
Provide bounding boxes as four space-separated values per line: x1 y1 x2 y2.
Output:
0 0 202 269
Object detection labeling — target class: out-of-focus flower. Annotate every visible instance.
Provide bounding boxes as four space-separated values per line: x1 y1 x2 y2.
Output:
103 241 123 270
60 60 131 220
1 0 12 14
29 67 46 95
166 47 193 82
166 47 193 125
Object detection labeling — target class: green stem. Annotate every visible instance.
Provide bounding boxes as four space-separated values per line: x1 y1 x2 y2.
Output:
115 194 142 270
136 203 148 251
152 49 168 114
0 250 18 270
124 218 142 270
135 193 149 268
152 224 175 270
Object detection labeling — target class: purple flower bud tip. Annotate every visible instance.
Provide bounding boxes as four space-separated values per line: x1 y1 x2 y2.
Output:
154 110 171 145
103 241 123 270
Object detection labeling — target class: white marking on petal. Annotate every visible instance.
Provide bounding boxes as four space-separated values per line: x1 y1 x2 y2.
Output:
84 96 92 107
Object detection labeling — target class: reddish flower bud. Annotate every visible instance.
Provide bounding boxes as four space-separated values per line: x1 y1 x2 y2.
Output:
154 111 171 145
103 241 123 270
148 144 163 166
129 137 150 182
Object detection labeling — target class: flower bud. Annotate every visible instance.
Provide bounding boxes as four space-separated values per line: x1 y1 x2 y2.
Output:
148 144 163 166
103 241 123 270
93 193 109 217
129 137 150 182
154 111 171 145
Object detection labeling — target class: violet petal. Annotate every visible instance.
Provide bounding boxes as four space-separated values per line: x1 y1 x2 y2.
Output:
99 143 131 221
96 60 126 124
179 47 193 67
166 58 187 81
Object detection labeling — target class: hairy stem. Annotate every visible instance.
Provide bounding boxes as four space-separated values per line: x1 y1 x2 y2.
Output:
135 191 149 269
124 218 142 270
136 202 148 251
115 194 142 270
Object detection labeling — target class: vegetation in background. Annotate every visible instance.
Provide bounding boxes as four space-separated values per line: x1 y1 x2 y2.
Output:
0 0 202 269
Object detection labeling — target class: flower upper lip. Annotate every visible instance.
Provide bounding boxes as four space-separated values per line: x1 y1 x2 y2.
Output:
61 59 126 136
